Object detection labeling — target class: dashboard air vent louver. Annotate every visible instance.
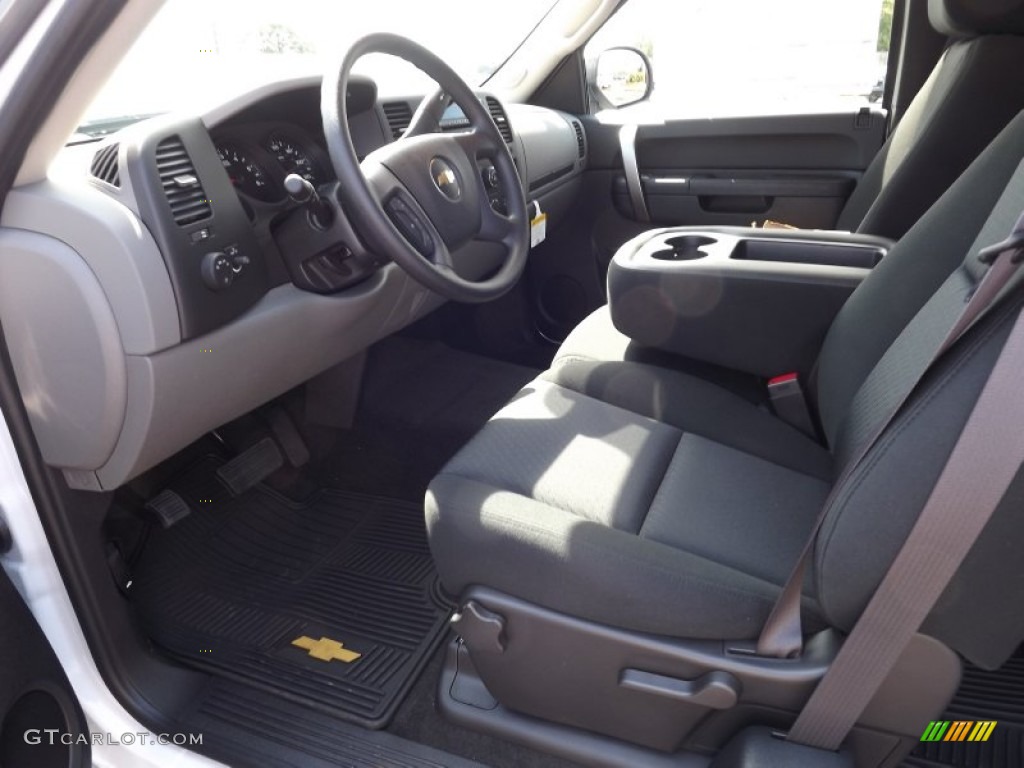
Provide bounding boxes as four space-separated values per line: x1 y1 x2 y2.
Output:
90 143 121 187
155 135 211 226
382 101 413 139
485 97 513 143
572 120 586 159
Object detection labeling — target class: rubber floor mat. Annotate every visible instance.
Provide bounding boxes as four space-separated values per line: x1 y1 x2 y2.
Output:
905 657 1024 767
131 457 452 729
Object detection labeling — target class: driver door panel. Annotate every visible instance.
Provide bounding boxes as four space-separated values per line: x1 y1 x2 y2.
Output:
0 564 90 767
528 111 886 342
618 112 885 228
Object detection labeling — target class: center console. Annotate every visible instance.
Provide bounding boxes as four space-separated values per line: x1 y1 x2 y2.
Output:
608 227 892 377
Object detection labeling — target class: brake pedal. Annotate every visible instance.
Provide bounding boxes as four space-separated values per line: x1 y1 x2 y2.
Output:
216 437 284 495
144 489 192 529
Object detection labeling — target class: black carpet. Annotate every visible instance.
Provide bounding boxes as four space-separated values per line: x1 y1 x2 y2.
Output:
177 678 486 768
131 456 452 729
905 657 1024 767
130 340 551 764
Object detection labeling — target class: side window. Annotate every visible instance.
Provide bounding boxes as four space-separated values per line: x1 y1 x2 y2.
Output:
585 0 892 117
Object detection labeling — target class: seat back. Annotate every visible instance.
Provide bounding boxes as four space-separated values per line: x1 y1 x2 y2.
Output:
836 0 1024 240
811 110 1024 669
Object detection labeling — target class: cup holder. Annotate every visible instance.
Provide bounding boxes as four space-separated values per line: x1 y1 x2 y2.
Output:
651 235 716 261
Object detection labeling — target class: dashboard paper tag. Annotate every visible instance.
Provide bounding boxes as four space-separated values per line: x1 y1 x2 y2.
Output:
531 202 547 248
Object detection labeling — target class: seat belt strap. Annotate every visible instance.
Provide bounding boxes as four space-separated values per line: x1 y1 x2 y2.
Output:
788 291 1024 750
757 210 1024 659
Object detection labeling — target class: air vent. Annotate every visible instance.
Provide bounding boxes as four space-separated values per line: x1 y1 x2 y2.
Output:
155 136 211 226
382 101 413 139
485 97 513 143
572 120 586 159
90 143 120 187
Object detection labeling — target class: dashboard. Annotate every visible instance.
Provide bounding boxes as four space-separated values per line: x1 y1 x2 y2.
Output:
0 74 588 493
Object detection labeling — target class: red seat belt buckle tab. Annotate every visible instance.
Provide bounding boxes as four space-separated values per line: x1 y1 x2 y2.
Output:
768 372 799 386
767 373 816 438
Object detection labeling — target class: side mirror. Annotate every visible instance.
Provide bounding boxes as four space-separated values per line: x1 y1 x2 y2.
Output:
590 46 653 109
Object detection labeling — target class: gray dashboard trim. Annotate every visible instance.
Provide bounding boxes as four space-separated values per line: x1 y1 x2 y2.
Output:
0 229 127 470
85 266 444 490
1 180 180 354
506 104 583 194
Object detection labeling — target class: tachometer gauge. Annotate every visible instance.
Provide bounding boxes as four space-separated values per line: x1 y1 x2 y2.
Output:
265 135 319 185
216 143 280 202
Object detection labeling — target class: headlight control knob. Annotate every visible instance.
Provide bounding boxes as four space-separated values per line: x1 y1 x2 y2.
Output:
201 251 235 292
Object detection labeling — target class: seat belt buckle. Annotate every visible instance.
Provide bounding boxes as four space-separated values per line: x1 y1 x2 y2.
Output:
768 373 817 438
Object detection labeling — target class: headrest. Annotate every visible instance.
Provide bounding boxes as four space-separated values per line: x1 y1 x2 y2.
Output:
929 0 1024 37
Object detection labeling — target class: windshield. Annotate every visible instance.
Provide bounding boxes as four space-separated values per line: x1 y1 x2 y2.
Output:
80 0 557 137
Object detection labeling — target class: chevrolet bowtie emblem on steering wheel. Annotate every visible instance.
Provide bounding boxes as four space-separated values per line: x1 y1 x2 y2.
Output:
430 157 461 201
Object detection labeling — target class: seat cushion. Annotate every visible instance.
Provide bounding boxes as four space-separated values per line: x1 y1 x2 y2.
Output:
426 362 832 640
546 346 832 480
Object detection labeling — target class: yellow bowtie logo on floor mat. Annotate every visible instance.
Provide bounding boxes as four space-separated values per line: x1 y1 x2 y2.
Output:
291 636 361 663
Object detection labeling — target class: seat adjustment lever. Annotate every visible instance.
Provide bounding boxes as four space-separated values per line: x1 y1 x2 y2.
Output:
619 668 740 709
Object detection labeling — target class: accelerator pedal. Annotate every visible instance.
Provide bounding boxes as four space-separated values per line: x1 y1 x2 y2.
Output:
216 437 284 496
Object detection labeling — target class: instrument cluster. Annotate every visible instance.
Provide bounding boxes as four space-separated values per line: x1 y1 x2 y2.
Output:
213 124 329 209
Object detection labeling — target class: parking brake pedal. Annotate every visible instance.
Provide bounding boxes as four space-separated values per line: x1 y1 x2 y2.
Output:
216 437 284 495
144 490 192 529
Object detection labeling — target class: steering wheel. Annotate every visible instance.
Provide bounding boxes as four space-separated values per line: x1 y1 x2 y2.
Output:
322 34 530 303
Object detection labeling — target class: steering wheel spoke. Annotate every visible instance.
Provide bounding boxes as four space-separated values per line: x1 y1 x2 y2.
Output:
404 88 450 139
478 202 520 246
361 155 406 204
452 126 501 162
387 190 448 262
362 158 449 264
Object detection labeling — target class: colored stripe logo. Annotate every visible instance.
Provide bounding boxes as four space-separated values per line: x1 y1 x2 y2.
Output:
920 720 997 742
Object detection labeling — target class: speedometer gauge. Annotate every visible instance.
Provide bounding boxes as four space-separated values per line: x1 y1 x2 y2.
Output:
216 143 280 202
265 135 319 185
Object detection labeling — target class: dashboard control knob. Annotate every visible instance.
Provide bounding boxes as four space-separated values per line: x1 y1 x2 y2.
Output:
201 251 235 292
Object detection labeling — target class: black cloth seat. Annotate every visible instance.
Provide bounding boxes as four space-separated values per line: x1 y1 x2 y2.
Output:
838 0 1024 240
429 364 831 641
427 111 1024 671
